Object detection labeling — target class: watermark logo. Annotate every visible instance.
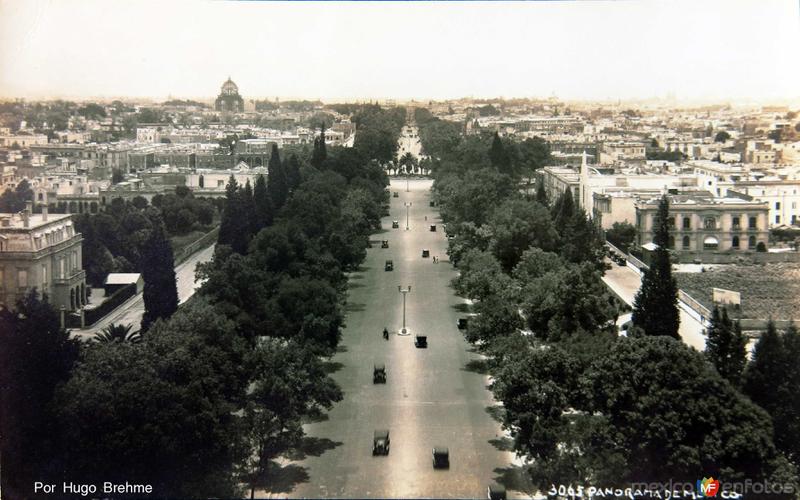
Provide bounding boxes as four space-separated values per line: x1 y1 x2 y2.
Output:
697 477 720 497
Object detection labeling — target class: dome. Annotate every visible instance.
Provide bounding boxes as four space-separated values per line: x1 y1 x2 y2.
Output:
220 77 239 96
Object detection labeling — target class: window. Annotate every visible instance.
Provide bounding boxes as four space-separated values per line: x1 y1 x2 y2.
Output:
793 202 797 209
59 258 65 278
667 217 676 229
732 216 740 229
732 236 740 248
683 217 691 230
42 265 47 287
776 202 781 210
704 217 716 230
749 216 757 229
776 215 781 224
17 269 28 288
749 235 756 248
682 236 690 249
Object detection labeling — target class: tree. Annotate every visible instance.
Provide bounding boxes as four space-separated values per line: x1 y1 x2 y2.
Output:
488 198 559 272
632 195 680 339
551 188 575 231
94 323 141 344
704 306 746 386
285 154 302 191
0 179 34 213
311 125 327 169
535 180 548 205
267 144 288 210
218 176 251 254
605 221 637 254
111 168 124 184
253 174 273 231
140 212 178 332
714 130 731 143
0 291 80 499
489 132 513 176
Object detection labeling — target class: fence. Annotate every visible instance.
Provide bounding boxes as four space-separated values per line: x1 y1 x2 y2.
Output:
66 283 137 329
174 226 219 265
677 289 712 328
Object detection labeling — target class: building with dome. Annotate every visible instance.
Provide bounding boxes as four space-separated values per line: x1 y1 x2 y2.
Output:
215 77 244 113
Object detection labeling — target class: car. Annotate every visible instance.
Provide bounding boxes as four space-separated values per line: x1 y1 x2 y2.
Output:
373 363 386 384
432 447 449 468
373 429 390 455
421 249 430 258
384 260 393 271
429 201 436 207
393 192 399 198
381 240 389 248
392 220 399 229
414 335 428 348
457 318 468 330
616 257 627 266
429 225 436 232
488 483 507 500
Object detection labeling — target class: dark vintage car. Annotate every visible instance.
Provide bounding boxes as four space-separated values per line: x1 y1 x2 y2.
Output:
488 483 507 500
373 429 390 455
384 260 393 271
457 318 469 330
429 200 436 207
392 220 400 229
414 335 428 348
429 225 436 232
373 363 386 384
421 249 430 258
393 192 399 198
381 240 389 248
432 447 450 468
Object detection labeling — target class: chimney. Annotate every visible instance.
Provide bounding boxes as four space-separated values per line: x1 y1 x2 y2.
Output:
23 201 31 228
42 204 48 221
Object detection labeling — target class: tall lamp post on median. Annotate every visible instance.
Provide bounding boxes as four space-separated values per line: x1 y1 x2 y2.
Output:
398 285 412 335
404 201 412 230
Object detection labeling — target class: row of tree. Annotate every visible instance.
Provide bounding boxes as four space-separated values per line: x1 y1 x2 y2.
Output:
429 120 799 490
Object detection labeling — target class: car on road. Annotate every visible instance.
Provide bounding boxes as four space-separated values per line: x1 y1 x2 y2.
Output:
373 363 386 384
432 447 449 468
429 224 436 232
414 335 428 348
384 260 393 271
373 429 390 455
488 483 507 500
429 200 436 207
381 240 389 248
393 192 399 198
392 220 399 228
421 249 430 258
457 318 469 330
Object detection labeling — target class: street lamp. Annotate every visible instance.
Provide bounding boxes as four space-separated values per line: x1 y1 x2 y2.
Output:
398 285 412 335
404 202 412 230
406 171 410 192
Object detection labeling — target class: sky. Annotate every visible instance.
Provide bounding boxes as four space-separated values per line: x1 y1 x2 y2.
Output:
0 0 798 103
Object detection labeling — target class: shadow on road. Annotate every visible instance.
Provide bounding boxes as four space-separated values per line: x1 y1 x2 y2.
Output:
286 436 343 461
485 405 505 423
488 435 514 452
300 413 330 425
345 302 366 312
493 464 535 497
336 344 348 353
322 360 344 374
348 282 366 290
462 358 489 374
452 303 471 313
256 462 310 494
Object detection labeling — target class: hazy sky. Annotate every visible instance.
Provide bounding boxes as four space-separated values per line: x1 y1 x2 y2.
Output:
0 0 798 103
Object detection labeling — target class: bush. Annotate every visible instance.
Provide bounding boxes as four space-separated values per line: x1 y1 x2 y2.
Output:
757 241 767 252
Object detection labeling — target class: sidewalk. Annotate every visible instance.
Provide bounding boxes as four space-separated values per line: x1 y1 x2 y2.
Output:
602 261 707 351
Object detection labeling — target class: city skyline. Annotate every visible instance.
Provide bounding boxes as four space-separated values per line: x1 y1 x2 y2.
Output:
1 0 799 104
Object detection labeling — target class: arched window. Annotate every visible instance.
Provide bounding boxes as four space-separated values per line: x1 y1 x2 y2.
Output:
703 236 719 250
732 236 740 248
748 235 756 248
682 236 691 249
683 217 691 230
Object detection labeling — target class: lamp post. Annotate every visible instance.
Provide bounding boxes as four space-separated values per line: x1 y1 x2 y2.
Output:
404 202 412 230
398 285 412 335
406 171 410 192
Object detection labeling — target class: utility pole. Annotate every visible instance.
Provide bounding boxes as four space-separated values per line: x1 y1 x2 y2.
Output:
398 285 412 335
404 201 412 230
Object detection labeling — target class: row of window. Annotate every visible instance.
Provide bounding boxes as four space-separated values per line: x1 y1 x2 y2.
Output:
667 235 760 250
0 252 78 290
665 215 759 231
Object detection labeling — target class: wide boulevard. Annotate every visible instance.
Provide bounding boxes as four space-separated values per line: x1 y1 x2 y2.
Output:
279 179 530 499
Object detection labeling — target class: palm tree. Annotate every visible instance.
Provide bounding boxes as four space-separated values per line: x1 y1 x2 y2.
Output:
94 323 141 344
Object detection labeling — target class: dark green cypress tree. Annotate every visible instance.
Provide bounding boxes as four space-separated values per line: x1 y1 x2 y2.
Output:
141 213 178 332
218 175 240 247
535 181 548 206
489 132 512 176
551 188 575 231
705 306 746 386
286 154 302 191
631 195 680 339
253 174 273 231
311 125 327 169
267 144 288 209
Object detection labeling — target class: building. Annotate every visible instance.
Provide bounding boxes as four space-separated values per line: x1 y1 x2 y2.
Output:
598 141 647 164
0 134 49 148
214 77 245 113
635 192 769 262
0 203 86 311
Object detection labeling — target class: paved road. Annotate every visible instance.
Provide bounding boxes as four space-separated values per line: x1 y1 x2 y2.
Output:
277 179 530 499
602 261 707 351
71 243 215 339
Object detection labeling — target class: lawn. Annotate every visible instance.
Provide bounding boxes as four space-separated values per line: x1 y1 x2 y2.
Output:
675 263 800 321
